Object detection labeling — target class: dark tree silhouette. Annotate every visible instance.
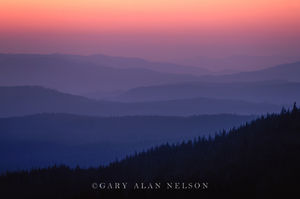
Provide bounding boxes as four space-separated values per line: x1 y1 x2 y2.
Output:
0 105 300 199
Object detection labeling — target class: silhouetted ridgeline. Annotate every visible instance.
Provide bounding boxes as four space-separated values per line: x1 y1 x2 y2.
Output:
0 105 299 198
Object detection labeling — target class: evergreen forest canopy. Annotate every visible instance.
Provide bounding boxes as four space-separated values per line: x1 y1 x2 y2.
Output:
0 104 299 199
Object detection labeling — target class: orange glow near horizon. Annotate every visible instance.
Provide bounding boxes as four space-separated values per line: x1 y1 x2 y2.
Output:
1 0 299 31
0 0 300 60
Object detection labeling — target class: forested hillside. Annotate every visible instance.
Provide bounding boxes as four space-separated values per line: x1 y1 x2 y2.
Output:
1 105 299 198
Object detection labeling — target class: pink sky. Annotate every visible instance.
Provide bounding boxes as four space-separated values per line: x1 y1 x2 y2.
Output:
1 0 300 65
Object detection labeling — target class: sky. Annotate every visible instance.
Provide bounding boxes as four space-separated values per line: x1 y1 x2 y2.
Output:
1 0 300 67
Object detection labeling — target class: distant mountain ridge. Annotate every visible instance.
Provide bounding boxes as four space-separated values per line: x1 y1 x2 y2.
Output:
199 61 300 83
73 54 212 75
173 54 300 72
1 54 299 98
0 86 282 117
115 80 300 104
0 53 201 94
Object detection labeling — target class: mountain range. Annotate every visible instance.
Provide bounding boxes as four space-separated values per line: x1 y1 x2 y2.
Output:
0 113 255 172
0 53 201 94
199 61 300 83
0 53 299 176
114 80 300 104
1 53 299 98
1 105 299 198
172 54 300 72
0 86 282 117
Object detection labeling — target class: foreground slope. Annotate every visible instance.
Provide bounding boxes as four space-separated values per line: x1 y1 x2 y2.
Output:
1 105 299 198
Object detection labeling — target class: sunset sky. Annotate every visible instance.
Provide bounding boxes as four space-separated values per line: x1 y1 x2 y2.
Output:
1 0 300 64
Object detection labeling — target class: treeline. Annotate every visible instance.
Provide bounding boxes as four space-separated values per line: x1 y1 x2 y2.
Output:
0 105 300 198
